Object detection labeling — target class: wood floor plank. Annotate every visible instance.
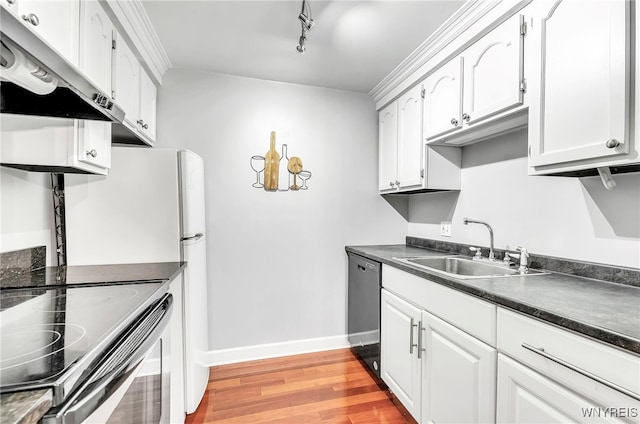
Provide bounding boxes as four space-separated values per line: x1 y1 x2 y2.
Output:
185 348 417 424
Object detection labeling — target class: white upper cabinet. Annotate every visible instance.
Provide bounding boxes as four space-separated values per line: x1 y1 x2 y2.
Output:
463 13 524 128
113 31 139 127
79 0 113 96
424 57 463 140
112 32 158 145
380 84 461 193
379 101 399 191
396 86 423 190
139 69 157 141
16 0 79 65
0 115 111 175
425 13 526 145
528 0 633 173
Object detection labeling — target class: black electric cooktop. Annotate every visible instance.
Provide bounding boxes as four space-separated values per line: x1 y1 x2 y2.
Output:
0 281 167 404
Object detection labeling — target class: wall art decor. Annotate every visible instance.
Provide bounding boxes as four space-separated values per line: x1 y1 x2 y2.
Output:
250 131 312 191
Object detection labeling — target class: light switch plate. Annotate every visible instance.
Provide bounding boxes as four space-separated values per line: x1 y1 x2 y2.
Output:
440 222 452 237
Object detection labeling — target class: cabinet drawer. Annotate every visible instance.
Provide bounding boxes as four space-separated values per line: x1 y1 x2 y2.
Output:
497 308 640 400
382 265 496 346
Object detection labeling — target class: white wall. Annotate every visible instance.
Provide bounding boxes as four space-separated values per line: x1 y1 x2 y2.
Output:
155 69 407 354
0 167 55 265
408 129 640 268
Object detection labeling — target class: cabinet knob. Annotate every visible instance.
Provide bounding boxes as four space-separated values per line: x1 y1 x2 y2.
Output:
605 139 621 149
7 0 16 4
137 119 149 130
22 13 39 26
389 181 395 188
395 180 400 187
462 113 471 122
86 149 98 158
450 118 458 126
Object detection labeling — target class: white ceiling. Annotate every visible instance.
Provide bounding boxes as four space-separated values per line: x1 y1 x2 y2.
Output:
141 0 465 93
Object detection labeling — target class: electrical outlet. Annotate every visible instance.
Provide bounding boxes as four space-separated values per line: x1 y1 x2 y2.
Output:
440 222 452 237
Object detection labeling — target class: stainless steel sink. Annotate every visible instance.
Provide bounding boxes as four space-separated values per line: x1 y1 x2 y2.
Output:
394 256 547 279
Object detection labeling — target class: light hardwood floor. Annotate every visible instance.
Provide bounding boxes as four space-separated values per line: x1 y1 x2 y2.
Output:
185 348 417 424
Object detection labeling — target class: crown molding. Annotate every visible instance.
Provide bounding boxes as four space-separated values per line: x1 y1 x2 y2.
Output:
369 0 530 107
102 0 172 85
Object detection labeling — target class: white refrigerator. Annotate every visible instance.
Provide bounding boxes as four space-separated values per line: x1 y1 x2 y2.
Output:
65 147 209 416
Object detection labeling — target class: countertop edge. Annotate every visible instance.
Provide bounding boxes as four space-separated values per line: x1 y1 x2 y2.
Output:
0 389 52 424
345 245 640 356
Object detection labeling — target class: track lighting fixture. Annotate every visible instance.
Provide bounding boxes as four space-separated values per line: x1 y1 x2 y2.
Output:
296 0 314 54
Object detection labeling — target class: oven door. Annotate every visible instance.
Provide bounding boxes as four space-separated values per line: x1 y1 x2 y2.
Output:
43 294 172 424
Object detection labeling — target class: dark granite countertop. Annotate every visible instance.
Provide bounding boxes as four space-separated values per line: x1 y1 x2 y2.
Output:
0 262 186 291
0 389 52 424
346 244 640 355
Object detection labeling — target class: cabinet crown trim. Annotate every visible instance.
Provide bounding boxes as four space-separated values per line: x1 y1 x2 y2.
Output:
103 0 171 85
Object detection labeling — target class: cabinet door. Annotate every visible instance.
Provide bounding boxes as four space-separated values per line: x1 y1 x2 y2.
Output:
79 0 113 95
396 85 423 190
17 0 79 65
421 310 496 424
423 57 462 140
77 120 111 170
378 102 398 191
528 0 630 168
381 289 421 420
113 32 139 128
139 70 157 142
463 13 524 127
497 354 637 424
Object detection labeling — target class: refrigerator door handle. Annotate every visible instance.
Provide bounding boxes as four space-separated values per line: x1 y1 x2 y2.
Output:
181 233 204 242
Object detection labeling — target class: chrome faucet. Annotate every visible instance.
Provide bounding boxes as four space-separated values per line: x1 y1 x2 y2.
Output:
463 218 495 261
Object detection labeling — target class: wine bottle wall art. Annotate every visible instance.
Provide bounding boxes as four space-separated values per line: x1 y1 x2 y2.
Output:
250 131 312 192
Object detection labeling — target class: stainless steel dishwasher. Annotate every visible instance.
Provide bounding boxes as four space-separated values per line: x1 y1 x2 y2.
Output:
347 252 381 378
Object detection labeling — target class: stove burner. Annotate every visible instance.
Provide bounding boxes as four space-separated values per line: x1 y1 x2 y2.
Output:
0 323 86 375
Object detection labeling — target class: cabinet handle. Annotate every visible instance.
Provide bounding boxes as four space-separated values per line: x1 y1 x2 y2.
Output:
462 113 470 122
86 149 98 158
450 118 458 126
417 322 424 359
521 343 640 401
22 13 39 26
409 318 418 354
605 139 621 149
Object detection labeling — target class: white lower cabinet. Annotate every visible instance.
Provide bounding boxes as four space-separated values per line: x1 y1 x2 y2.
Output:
380 266 640 424
381 284 496 423
497 308 640 424
497 354 638 424
421 310 496 424
381 289 422 419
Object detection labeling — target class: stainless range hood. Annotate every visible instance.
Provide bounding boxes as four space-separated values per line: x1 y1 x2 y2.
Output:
0 8 124 123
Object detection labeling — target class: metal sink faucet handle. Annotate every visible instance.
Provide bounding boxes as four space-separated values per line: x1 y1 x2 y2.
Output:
463 218 495 261
516 246 530 273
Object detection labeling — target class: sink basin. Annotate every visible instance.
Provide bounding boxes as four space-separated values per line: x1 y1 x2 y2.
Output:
395 256 547 279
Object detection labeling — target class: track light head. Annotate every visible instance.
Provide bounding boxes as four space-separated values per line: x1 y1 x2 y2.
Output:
298 12 314 31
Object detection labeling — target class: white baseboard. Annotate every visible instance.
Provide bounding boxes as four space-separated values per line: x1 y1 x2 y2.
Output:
205 335 350 366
